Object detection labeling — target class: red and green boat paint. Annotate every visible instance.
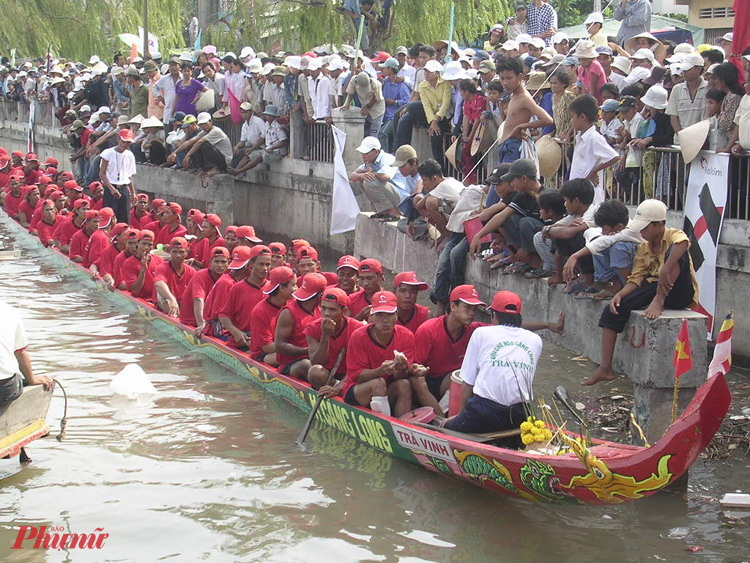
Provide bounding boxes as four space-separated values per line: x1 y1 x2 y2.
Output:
1 211 731 505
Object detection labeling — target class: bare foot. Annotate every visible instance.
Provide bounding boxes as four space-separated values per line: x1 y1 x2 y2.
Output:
547 274 564 287
582 366 616 386
551 312 565 335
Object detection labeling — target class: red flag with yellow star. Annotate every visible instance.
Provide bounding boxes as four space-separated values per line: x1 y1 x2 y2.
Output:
673 320 692 379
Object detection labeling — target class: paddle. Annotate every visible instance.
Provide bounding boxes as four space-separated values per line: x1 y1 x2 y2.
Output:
553 385 587 431
296 347 346 445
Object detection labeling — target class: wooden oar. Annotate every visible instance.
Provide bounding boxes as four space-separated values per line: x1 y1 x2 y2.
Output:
296 347 346 445
553 386 587 431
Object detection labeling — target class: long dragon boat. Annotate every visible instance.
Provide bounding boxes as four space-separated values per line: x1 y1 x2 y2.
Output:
0 210 731 505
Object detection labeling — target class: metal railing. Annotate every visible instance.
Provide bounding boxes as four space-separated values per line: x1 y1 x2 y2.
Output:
0 99 60 129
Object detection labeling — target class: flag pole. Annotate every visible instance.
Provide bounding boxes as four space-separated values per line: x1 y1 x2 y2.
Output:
670 377 680 423
671 320 693 423
445 2 456 63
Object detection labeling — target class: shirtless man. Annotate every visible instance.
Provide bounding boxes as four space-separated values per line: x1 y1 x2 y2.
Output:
496 56 553 162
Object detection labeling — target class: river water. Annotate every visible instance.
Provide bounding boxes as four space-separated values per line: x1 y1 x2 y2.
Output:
0 222 748 562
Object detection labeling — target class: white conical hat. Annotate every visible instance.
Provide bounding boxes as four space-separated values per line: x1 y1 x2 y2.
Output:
677 119 710 164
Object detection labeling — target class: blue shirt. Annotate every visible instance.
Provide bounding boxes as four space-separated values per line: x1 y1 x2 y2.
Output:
381 77 410 122
526 3 557 45
389 171 421 202
355 150 395 173
284 72 299 107
540 91 554 135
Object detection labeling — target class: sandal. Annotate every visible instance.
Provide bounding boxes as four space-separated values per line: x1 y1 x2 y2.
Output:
564 282 587 295
490 257 513 270
525 268 553 279
378 214 400 222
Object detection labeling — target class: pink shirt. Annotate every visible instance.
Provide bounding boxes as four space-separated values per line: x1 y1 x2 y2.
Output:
578 61 607 105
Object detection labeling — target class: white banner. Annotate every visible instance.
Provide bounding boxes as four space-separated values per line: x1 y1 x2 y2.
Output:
27 100 35 154
682 151 729 338
330 125 360 235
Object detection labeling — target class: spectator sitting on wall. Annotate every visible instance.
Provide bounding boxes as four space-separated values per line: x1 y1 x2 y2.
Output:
228 105 289 176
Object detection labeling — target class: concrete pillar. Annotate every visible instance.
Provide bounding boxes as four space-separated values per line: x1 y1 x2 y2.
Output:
331 107 366 173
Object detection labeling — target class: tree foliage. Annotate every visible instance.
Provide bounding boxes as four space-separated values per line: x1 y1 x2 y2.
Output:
0 0 186 62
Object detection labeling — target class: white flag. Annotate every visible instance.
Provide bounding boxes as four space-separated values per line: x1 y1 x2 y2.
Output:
682 151 729 338
330 125 360 235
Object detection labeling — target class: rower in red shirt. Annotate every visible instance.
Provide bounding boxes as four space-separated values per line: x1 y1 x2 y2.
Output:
155 202 187 247
413 285 486 415
0 154 11 189
29 186 56 232
113 229 140 288
287 239 310 271
342 291 426 417
295 245 322 281
334 255 359 294
235 225 263 247
130 194 152 229
348 258 384 320
249 265 297 365
52 198 89 253
23 153 41 185
82 207 115 268
62 180 89 212
120 230 164 300
2 174 25 219
153 237 196 317
86 181 103 210
218 245 272 349
223 226 239 253
185 208 205 238
268 242 287 268
43 157 59 171
17 186 40 228
202 245 252 339
90 222 129 285
143 199 167 233
274 272 326 379
179 246 230 331
70 210 102 263
305 288 364 392
35 200 59 247
191 214 225 269
394 271 432 333
10 151 24 171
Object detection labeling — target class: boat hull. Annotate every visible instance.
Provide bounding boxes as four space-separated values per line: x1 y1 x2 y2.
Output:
0 211 732 504
0 385 52 460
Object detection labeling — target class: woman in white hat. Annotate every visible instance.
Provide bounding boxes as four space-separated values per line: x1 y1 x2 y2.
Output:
575 40 607 104
631 84 673 198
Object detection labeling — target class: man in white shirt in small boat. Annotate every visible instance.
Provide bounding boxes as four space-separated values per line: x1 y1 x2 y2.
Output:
444 291 542 434
0 300 53 404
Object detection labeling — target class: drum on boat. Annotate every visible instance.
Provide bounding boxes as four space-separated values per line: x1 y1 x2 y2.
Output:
449 370 463 417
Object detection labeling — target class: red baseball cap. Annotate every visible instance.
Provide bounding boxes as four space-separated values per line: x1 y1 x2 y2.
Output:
293 273 327 301
98 207 115 227
58 171 74 181
12 150 24 158
204 213 222 231
136 193 150 202
236 225 262 243
119 129 135 142
296 245 318 262
358 258 382 275
269 242 286 254
63 179 83 192
210 246 231 259
291 238 310 250
190 210 206 226
262 265 296 294
44 157 59 167
138 229 155 241
337 255 360 271
169 236 189 249
37 175 52 185
489 290 522 314
89 181 103 191
393 271 428 291
370 291 398 314
50 190 65 201
9 173 24 182
85 209 100 221
152 198 166 209
322 287 350 308
124 228 140 240
167 201 182 215
110 222 129 241
73 199 90 209
224 225 238 237
229 245 253 269
450 284 486 306
0 155 10 167
248 245 271 261
25 152 38 162
43 186 56 198
46 167 58 176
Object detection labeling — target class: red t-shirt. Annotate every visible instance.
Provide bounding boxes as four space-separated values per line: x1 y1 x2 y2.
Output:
153 260 196 302
83 229 110 268
24 168 40 185
0 169 10 189
220 279 265 345
179 268 221 327
276 300 320 366
249 297 285 357
203 273 238 322
143 219 163 233
17 200 36 223
4 191 23 218
121 254 164 298
396 304 430 334
130 209 152 230
94 243 121 277
414 316 484 377
68 229 91 261
36 218 57 247
322 271 338 286
304 316 364 375
343 324 415 398
52 216 83 246
348 289 376 317
155 223 187 247
191 236 226 265
112 250 132 287
29 205 44 231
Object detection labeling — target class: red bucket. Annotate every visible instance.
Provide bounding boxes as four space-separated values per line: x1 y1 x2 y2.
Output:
449 371 464 417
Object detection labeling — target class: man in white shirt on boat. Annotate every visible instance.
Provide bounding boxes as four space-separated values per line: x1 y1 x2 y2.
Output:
0 300 53 404
444 291 542 434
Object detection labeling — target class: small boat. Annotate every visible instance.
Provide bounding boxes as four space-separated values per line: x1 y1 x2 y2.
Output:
0 210 732 504
0 385 53 472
